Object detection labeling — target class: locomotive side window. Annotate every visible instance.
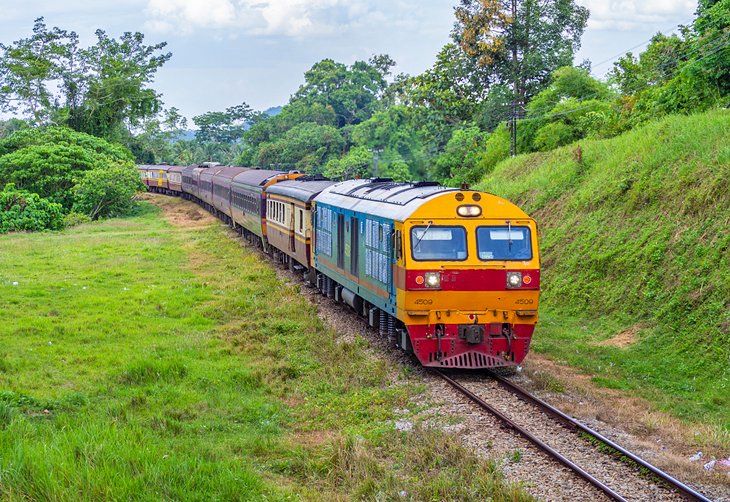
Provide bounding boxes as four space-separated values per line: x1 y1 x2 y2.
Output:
476 226 532 261
410 226 467 261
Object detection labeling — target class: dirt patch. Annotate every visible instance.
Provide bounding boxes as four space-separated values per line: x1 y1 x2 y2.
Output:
597 324 642 347
141 193 217 229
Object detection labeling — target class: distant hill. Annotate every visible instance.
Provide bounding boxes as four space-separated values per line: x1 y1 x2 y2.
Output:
175 106 283 143
173 130 196 142
476 109 730 425
264 106 282 117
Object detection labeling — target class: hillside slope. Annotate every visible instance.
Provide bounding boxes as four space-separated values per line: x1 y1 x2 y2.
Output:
476 109 730 426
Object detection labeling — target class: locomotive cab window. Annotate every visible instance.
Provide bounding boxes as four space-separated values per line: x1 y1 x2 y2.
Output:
477 226 532 261
410 226 467 261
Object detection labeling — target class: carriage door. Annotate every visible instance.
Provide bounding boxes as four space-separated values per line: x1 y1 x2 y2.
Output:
337 213 345 269
289 203 296 252
350 216 359 277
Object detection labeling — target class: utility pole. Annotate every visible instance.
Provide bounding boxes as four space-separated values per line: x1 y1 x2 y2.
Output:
372 147 384 177
511 0 518 158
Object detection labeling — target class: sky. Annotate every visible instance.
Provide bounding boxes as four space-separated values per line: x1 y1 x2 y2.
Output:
0 0 698 123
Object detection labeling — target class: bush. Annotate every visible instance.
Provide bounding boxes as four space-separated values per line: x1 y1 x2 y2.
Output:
63 212 93 227
0 184 64 233
0 127 134 209
476 124 511 177
533 122 576 151
72 163 144 220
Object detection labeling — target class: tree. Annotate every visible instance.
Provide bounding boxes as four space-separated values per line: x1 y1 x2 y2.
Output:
291 57 391 127
453 0 589 109
403 44 490 125
0 19 171 143
193 102 258 143
323 146 373 179
69 30 171 140
433 126 488 184
72 162 143 219
0 18 78 124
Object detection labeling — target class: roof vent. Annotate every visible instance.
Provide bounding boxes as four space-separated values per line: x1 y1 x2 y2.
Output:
369 177 393 183
298 174 330 181
411 181 441 188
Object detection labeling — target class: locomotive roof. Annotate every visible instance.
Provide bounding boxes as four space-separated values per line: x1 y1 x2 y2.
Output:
181 165 197 176
231 169 286 188
266 177 337 203
315 179 459 221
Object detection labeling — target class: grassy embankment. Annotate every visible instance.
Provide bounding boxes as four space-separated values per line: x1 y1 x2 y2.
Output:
477 109 730 431
0 200 531 500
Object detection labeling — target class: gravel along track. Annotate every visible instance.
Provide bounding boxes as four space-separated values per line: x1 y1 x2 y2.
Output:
448 372 695 502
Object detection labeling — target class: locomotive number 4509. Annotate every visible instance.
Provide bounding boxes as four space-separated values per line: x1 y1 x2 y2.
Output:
515 299 534 305
414 299 434 305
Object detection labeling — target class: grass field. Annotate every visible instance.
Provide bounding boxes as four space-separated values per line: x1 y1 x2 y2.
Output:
0 199 531 500
476 109 730 433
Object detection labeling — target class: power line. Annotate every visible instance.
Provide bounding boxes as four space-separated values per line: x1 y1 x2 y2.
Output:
589 17 696 72
519 31 730 124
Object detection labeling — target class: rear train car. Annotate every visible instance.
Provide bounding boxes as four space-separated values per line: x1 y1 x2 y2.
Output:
312 179 540 369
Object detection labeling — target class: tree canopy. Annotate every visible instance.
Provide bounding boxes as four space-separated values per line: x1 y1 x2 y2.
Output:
453 0 589 108
0 18 171 144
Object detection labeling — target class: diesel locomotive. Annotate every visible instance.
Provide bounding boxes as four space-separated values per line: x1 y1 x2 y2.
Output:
138 164 540 370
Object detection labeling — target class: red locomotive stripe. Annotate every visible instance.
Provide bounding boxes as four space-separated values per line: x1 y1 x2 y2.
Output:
402 268 540 291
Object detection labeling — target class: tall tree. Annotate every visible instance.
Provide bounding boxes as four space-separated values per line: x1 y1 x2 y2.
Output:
0 18 78 124
291 57 391 127
193 102 258 143
453 0 589 110
0 19 171 142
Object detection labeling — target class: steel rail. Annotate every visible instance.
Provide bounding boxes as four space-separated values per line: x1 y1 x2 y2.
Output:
433 369 628 502
486 370 712 502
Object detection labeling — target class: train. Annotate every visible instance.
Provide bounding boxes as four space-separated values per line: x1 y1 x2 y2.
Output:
138 163 541 370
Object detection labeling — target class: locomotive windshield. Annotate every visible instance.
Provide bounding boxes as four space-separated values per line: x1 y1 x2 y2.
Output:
477 226 532 261
411 226 467 261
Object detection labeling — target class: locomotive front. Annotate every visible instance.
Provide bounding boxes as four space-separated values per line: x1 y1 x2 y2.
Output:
395 190 540 369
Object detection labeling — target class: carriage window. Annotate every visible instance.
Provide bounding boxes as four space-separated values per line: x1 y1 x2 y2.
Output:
410 226 467 261
477 226 532 261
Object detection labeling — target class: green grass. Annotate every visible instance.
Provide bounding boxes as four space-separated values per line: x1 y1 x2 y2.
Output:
0 201 531 500
476 109 730 430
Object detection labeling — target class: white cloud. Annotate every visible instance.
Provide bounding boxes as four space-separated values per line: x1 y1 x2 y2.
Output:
577 0 696 31
144 0 372 36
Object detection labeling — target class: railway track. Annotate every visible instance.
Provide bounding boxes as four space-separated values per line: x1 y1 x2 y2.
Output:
433 369 712 502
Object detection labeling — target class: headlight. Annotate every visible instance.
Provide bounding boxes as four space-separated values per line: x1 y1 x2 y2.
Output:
457 204 482 217
506 271 522 289
424 272 441 288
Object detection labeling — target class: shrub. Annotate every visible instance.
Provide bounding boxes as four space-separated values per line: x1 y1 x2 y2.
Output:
533 122 576 151
72 163 144 220
63 212 93 227
0 183 64 233
0 127 134 209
